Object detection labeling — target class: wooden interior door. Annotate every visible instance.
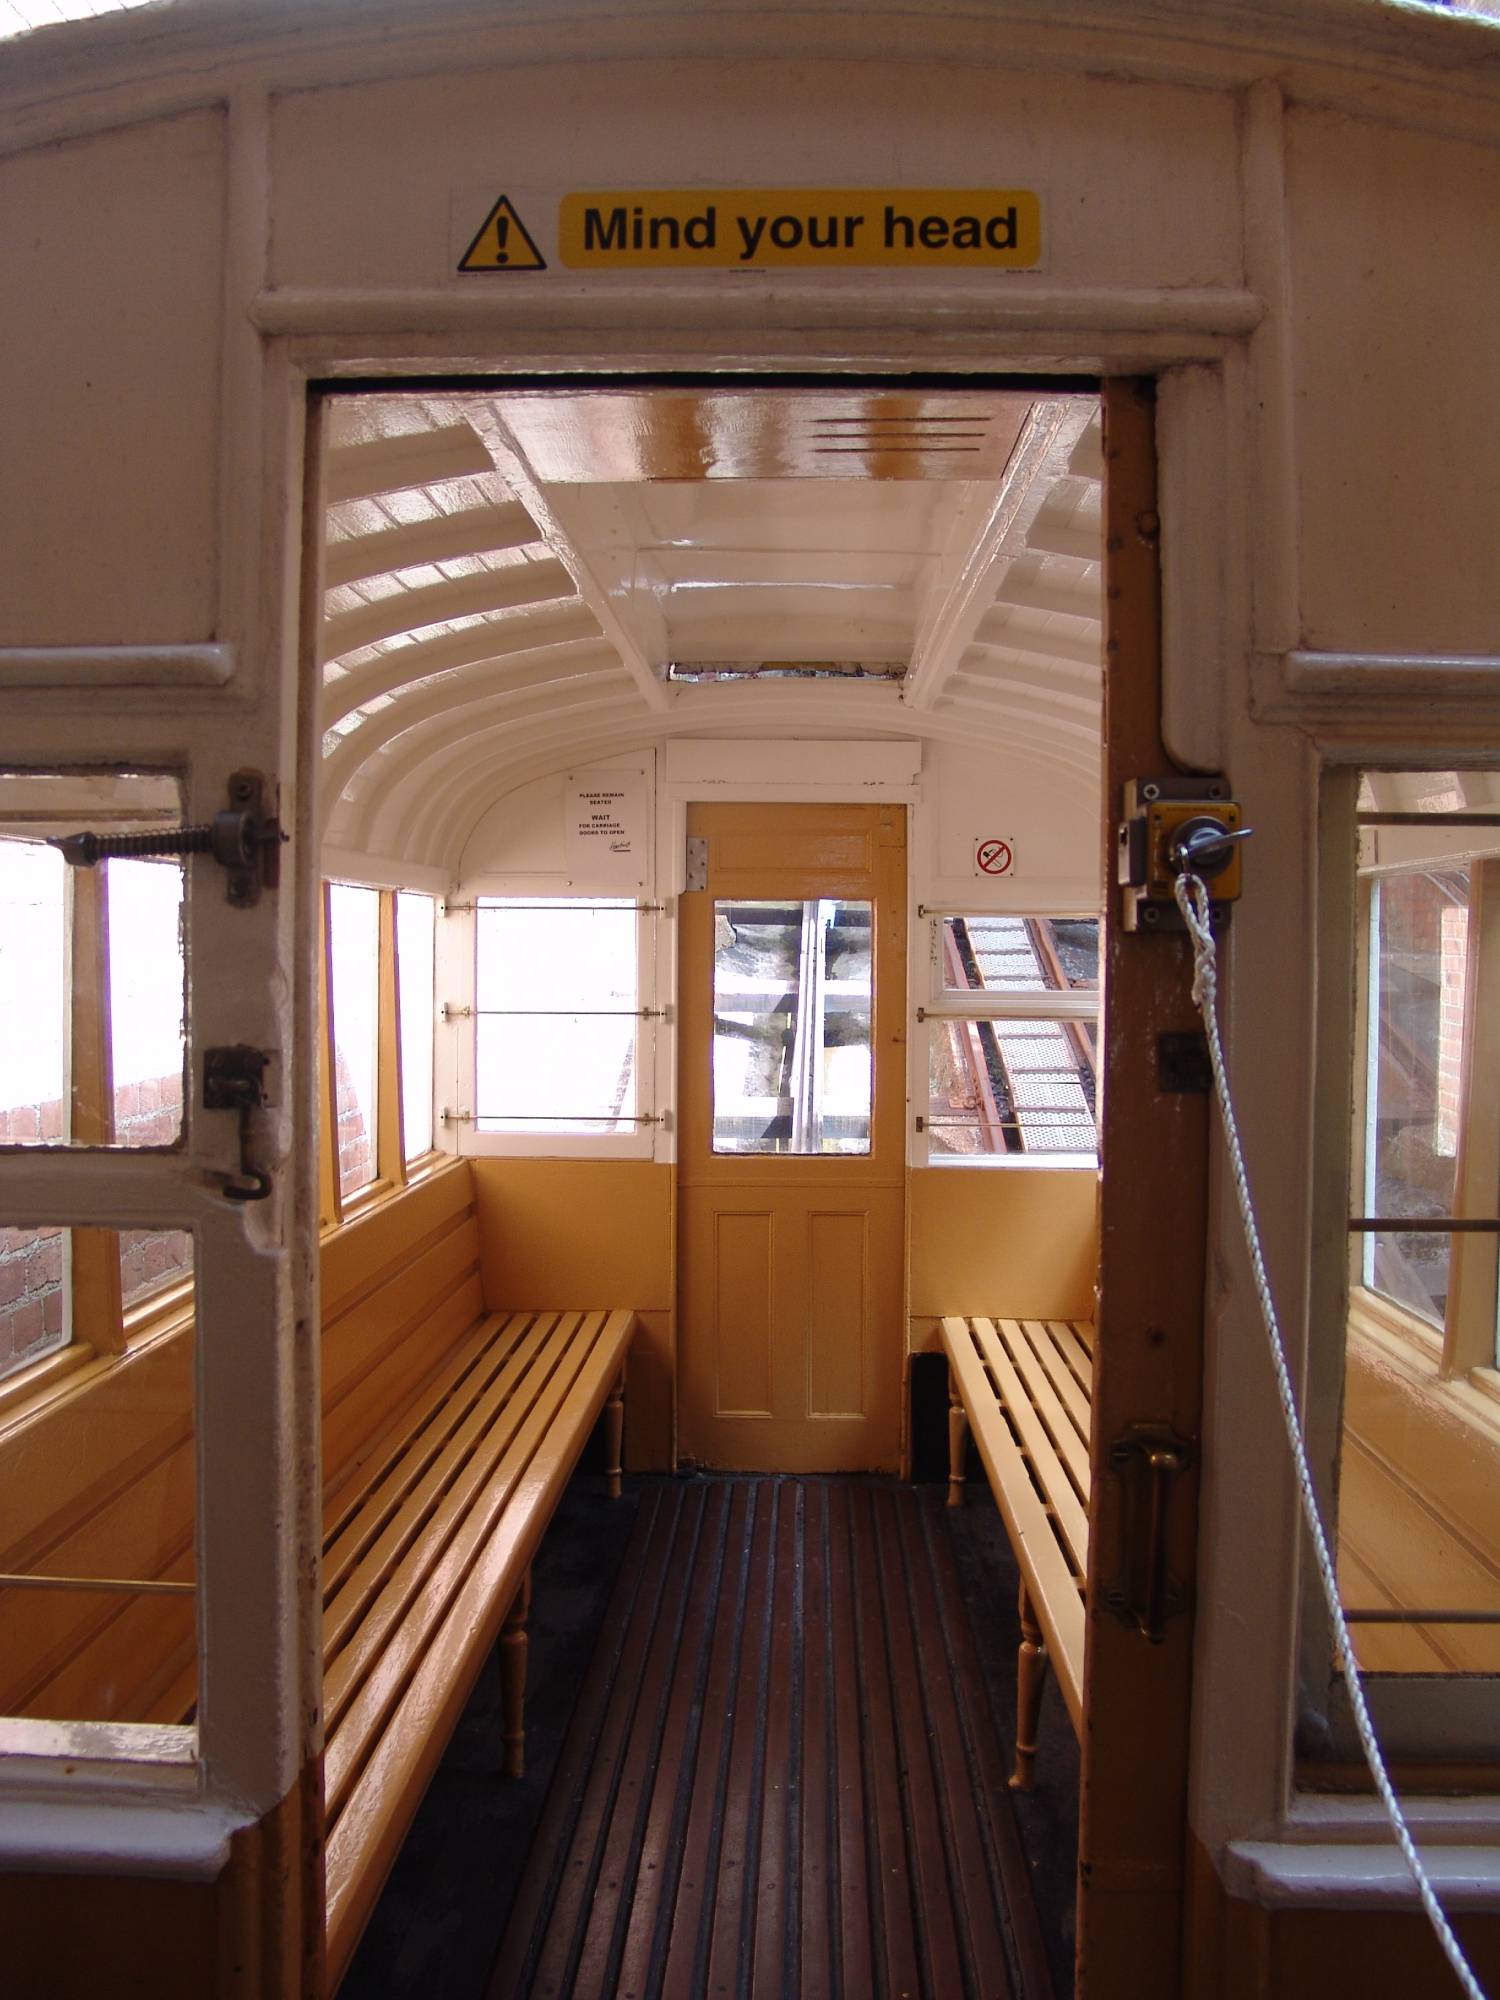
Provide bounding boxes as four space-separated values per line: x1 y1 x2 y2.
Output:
677 802 906 1472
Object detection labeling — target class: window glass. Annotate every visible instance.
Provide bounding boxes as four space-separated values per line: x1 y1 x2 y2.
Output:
1334 774 1500 1680
0 775 185 1151
712 899 872 1156
397 893 436 1162
927 1018 1098 1162
107 858 186 1149
0 839 66 1145
120 1229 194 1315
329 883 381 1197
474 900 641 1134
940 914 1099 995
0 1224 68 1383
0 1240 197 1732
1361 869 1468 1326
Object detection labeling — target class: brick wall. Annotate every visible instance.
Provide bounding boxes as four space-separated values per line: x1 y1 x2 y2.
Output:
0 1225 66 1381
335 1047 375 1196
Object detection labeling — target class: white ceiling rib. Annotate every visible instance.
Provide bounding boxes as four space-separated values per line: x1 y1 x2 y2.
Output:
318 391 1105 874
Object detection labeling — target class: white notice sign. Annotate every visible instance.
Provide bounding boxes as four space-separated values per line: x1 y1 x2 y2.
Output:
565 771 647 889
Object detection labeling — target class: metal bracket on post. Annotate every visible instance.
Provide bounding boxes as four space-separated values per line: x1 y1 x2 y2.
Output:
1103 1421 1195 1643
48 769 285 907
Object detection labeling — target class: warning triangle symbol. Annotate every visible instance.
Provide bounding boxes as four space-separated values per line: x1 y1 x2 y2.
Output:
458 195 547 273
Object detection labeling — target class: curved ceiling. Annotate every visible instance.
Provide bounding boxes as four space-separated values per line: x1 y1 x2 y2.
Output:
318 385 1105 875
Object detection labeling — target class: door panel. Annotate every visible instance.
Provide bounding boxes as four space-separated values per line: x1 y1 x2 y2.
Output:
678 803 906 1471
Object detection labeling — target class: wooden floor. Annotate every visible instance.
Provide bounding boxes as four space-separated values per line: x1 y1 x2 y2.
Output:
489 1475 1054 2000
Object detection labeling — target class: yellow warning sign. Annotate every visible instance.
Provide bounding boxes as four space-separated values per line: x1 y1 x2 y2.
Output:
556 188 1041 270
458 195 547 273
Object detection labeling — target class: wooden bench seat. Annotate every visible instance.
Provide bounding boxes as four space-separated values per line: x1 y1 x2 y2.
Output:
0 1159 637 1997
317 1165 636 1991
941 1314 1094 1789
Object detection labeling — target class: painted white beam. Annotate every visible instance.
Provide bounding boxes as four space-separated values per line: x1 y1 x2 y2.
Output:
321 557 576 662
323 500 538 589
323 422 494 505
461 404 672 715
320 609 600 730
903 399 1097 713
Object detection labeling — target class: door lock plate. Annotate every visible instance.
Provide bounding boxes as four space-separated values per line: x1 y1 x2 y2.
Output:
1118 776 1245 933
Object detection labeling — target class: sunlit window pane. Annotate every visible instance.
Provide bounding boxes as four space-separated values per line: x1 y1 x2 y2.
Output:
1362 869 1469 1325
120 1228 193 1313
329 884 380 1197
397 893 435 1162
108 857 185 1148
927 1018 1098 1161
0 839 66 1145
474 900 640 1134
941 914 1099 995
712 899 871 1156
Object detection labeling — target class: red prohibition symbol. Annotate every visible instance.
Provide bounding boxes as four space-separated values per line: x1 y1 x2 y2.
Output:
975 837 1014 876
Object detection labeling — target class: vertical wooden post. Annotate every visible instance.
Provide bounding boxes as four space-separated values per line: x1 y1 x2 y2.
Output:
1013 1581 1047 1793
947 1370 968 1508
318 883 341 1230
500 1567 532 1780
69 867 124 1353
605 1368 626 1500
1077 379 1208 1999
376 890 406 1191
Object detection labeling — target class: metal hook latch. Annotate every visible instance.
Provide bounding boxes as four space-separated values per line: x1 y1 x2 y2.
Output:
203 1045 273 1202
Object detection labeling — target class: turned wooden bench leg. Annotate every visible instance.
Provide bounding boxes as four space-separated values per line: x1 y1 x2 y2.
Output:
1011 1579 1047 1792
947 1370 968 1508
500 1566 532 1780
605 1367 626 1500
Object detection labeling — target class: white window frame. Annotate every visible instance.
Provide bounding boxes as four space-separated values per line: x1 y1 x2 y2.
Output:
446 886 660 1161
912 904 1102 1171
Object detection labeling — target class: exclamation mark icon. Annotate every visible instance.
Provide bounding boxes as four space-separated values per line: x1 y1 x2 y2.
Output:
458 196 546 272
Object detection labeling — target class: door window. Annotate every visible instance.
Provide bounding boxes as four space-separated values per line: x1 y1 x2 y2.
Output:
710 897 872 1155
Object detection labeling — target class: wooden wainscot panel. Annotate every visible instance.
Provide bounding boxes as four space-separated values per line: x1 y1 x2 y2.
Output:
1185 1838 1500 1999
908 1166 1098 1344
0 1761 321 2000
471 1159 674 1469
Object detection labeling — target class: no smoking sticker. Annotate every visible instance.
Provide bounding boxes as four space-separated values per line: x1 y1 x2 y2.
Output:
974 836 1016 877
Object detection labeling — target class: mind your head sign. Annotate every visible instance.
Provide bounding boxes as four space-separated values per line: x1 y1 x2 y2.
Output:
456 187 1043 273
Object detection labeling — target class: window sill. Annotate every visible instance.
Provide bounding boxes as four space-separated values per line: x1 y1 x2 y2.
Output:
1225 1833 1500 1911
1348 1286 1500 1449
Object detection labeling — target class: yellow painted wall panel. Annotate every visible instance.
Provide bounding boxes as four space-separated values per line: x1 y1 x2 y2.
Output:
471 1159 673 1309
908 1167 1097 1327
472 1159 675 1469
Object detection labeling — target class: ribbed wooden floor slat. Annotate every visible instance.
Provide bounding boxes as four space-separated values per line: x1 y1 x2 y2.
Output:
491 1477 1054 2000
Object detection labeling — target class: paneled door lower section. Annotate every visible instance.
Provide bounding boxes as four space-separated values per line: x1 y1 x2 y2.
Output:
677 803 906 1471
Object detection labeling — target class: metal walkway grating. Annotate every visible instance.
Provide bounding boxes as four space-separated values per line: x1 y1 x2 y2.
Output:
489 1476 1054 2000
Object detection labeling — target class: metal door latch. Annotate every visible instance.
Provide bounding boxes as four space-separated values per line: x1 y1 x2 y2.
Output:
203 1045 274 1202
1118 776 1250 933
49 769 286 907
1103 1422 1195 1643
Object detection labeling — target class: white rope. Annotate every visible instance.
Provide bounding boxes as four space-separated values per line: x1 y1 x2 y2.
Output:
1172 868 1487 2000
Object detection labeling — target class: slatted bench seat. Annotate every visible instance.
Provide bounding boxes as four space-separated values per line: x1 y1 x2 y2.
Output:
0 1160 636 1996
319 1165 636 1991
941 1314 1094 1791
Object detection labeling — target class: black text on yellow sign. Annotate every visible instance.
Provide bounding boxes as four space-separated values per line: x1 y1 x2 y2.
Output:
557 188 1041 270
